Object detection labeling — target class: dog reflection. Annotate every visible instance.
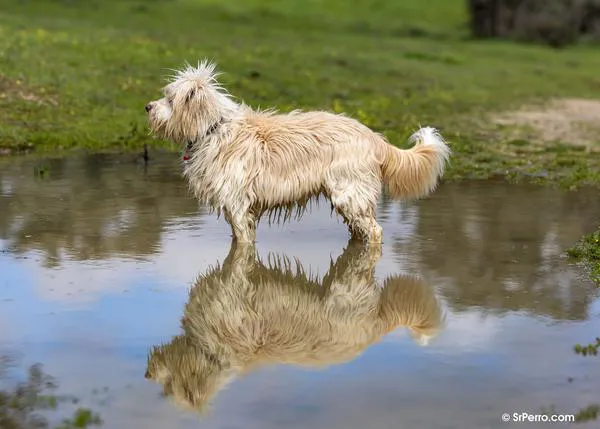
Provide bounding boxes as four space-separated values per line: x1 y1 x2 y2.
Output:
145 240 444 413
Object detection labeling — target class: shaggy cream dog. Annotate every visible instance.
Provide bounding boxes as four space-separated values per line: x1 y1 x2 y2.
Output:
145 240 444 413
146 60 451 243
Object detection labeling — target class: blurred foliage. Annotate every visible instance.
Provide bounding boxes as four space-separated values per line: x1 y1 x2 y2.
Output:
575 404 599 422
573 338 600 357
468 0 600 47
0 358 102 429
567 226 600 284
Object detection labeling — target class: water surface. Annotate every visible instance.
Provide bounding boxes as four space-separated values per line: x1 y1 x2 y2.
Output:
0 153 599 429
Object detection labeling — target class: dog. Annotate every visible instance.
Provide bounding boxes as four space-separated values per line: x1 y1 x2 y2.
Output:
146 60 451 243
144 240 445 413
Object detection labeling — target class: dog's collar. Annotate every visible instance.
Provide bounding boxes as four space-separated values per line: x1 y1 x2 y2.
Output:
183 117 225 161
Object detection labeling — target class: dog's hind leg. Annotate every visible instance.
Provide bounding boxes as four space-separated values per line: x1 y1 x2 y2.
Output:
221 240 257 279
224 207 257 243
325 160 384 243
328 185 383 244
350 212 383 244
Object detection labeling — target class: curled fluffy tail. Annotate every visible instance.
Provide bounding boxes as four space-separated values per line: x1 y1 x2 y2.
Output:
380 127 450 199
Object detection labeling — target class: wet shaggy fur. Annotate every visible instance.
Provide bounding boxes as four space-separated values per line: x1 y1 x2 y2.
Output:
145 240 445 413
145 60 451 243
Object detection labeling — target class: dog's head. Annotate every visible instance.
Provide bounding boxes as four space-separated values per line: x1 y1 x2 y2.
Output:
145 335 232 414
145 60 236 145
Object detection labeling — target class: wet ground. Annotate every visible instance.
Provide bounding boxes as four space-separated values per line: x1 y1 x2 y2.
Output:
0 153 599 429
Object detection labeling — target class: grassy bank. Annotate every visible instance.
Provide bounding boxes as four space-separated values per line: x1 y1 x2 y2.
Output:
1 0 600 187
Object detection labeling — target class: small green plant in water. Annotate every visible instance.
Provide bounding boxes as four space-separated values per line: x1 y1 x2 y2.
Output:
575 404 600 422
55 409 103 429
566 227 600 284
0 361 103 429
573 338 600 357
33 165 50 179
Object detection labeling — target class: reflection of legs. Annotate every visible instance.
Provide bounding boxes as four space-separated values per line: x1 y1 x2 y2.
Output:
324 239 383 313
328 239 382 281
222 239 257 280
224 206 257 243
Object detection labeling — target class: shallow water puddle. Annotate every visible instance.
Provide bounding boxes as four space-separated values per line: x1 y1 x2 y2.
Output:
0 153 599 429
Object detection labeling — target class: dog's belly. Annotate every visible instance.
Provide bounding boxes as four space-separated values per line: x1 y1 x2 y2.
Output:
259 334 377 367
252 171 328 209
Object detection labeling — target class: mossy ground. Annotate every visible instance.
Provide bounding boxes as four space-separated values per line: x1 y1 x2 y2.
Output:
0 0 600 187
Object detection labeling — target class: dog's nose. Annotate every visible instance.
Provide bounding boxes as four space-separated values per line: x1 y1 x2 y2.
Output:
145 103 153 113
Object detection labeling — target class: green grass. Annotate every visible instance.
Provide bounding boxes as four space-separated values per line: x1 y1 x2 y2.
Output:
575 405 600 422
567 226 600 284
574 338 600 356
0 0 600 186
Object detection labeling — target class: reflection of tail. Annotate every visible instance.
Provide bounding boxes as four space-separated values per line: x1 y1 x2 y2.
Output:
379 276 445 346
380 127 450 200
145 238 444 414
